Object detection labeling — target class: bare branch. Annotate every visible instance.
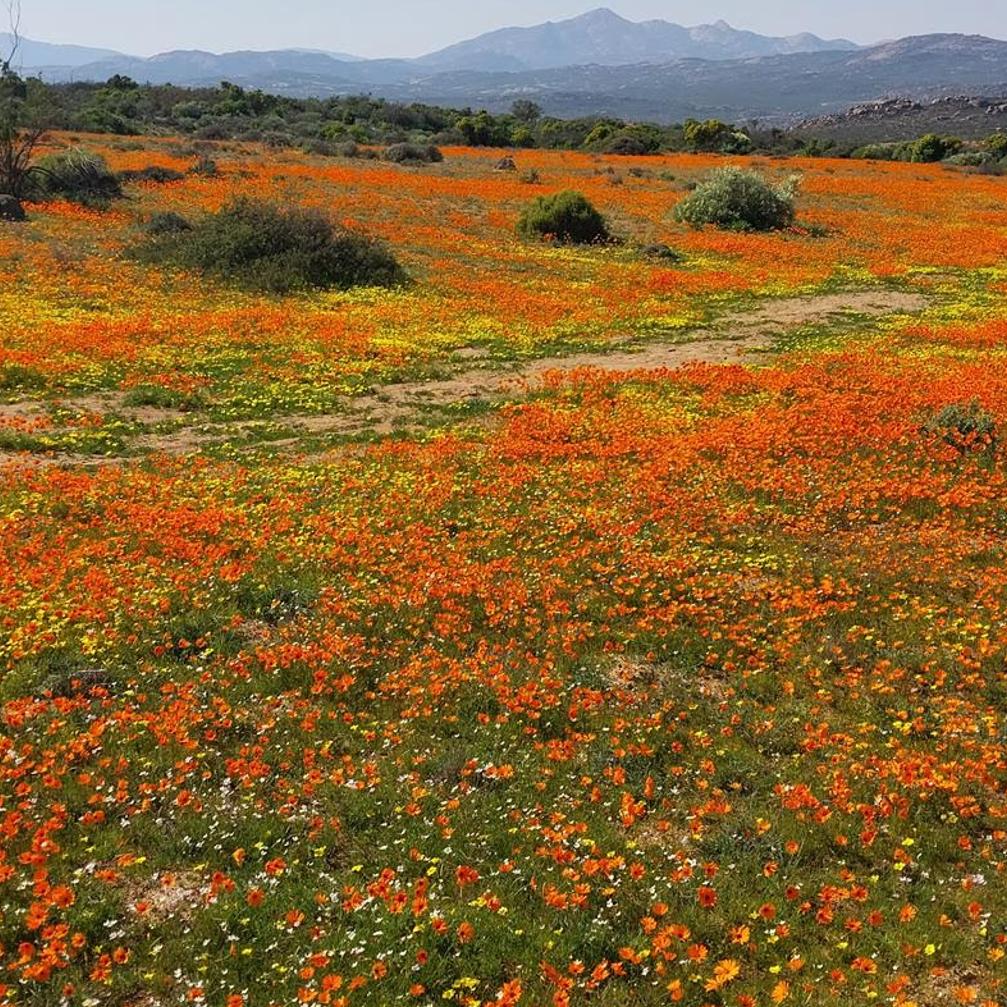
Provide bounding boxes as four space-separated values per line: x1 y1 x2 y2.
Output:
3 0 21 74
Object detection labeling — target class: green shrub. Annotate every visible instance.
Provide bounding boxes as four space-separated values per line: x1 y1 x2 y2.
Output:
516 190 610 244
907 133 961 163
604 134 650 156
852 143 898 161
145 211 192 235
383 143 443 165
28 149 122 206
855 135 963 164
673 167 798 232
923 402 997 454
986 132 1007 157
189 155 218 176
122 384 205 411
943 151 995 168
118 165 185 184
132 198 406 294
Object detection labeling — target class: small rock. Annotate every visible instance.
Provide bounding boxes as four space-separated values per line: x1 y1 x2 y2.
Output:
641 243 683 262
0 194 25 222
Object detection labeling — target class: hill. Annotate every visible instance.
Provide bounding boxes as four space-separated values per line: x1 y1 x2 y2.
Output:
0 32 123 69
795 95 1007 142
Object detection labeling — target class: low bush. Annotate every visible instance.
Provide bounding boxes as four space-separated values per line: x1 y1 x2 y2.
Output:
943 151 995 168
516 190 610 244
923 402 997 454
383 143 443 165
118 165 186 184
907 133 962 163
604 134 650 156
854 135 963 164
189 155 218 176
27 150 122 206
132 198 406 294
852 143 898 161
674 167 797 232
121 384 206 411
145 211 192 235
986 132 1007 157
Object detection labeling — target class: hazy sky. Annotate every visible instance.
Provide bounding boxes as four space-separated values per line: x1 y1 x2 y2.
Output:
14 0 1007 57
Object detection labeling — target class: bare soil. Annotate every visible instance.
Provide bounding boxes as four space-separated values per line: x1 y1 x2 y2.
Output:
0 289 928 466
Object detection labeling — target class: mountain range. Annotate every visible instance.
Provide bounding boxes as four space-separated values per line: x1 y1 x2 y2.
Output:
412 8 857 71
6 8 1007 125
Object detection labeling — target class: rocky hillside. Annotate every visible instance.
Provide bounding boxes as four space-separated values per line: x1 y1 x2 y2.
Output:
795 96 1007 142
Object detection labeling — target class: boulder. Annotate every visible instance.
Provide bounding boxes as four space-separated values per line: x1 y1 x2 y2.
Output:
0 194 25 222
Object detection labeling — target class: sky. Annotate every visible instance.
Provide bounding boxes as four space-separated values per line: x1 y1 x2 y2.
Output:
13 0 1007 57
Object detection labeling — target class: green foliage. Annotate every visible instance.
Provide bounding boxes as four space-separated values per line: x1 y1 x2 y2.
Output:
854 134 963 164
382 142 443 165
456 111 512 147
510 100 542 124
145 211 192 235
27 149 122 206
6 78 773 159
986 132 1007 156
118 164 186 184
516 190 610 244
907 133 962 163
798 137 836 158
189 154 218 176
683 118 751 154
943 151 995 168
852 143 898 161
602 124 665 156
674 167 798 232
923 402 997 454
0 66 48 198
132 198 406 294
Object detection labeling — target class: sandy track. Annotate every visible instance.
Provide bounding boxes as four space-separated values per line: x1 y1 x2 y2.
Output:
0 290 928 465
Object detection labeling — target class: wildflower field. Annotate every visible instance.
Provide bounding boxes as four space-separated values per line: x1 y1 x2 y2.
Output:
1 136 1007 1007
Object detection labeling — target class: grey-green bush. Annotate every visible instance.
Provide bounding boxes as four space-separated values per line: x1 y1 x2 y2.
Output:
133 198 406 294
145 211 192 236
923 403 997 454
118 165 186 184
516 190 610 244
383 143 443 165
673 167 797 232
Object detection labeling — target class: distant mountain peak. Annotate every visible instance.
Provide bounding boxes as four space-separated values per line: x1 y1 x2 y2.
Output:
415 9 859 72
575 7 629 22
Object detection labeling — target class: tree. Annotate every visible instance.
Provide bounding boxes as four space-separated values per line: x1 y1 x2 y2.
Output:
0 1 46 198
682 118 749 154
511 100 541 124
